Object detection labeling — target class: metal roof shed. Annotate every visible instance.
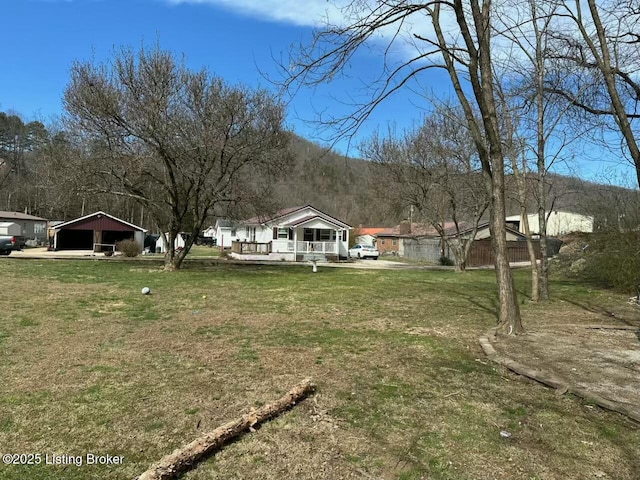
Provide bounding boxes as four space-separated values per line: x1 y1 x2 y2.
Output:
52 211 147 253
0 222 22 236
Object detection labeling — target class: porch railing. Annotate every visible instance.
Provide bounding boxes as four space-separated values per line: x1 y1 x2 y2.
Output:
231 241 271 254
271 240 338 253
298 241 337 253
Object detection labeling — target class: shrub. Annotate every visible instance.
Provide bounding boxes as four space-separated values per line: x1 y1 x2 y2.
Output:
116 239 141 257
579 232 640 292
439 256 454 266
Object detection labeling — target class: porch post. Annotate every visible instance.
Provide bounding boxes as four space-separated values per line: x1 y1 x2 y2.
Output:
335 229 340 255
293 228 297 261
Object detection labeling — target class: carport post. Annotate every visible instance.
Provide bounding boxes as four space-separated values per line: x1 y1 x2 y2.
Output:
93 230 102 252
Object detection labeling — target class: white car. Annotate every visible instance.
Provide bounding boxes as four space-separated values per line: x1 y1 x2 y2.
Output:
348 244 379 260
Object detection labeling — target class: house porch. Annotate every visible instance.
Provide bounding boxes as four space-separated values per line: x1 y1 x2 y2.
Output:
232 226 347 261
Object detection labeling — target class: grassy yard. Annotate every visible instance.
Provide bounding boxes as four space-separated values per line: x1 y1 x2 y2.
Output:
0 259 637 479
186 246 222 257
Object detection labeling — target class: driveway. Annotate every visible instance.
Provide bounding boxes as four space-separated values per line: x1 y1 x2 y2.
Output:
9 247 109 258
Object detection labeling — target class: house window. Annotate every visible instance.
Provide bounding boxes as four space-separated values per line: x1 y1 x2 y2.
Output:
318 229 335 241
277 228 290 239
392 239 397 246
231 228 237 237
34 223 45 234
342 230 347 241
381 239 386 245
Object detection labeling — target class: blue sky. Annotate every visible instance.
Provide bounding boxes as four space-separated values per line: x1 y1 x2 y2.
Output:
2 0 431 155
0 0 636 184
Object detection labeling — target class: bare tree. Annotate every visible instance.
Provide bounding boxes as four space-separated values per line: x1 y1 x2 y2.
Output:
550 0 640 188
0 112 49 211
283 1 523 333
494 0 560 301
65 46 291 270
362 108 489 271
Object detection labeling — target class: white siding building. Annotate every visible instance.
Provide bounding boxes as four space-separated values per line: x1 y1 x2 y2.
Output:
506 211 594 237
230 205 352 261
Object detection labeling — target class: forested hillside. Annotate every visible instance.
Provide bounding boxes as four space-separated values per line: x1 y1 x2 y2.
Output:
0 110 636 231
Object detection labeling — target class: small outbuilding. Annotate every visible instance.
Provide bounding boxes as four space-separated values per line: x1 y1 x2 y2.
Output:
0 222 22 236
52 211 147 253
0 211 48 244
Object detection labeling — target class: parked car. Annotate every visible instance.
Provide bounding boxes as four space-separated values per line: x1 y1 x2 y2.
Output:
0 235 26 255
194 236 217 247
348 244 379 260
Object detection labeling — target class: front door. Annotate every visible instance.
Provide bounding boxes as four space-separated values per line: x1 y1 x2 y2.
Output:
303 228 314 242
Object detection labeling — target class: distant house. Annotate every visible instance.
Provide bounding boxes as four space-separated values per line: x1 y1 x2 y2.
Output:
213 219 241 249
52 211 146 253
155 233 188 254
354 227 387 246
506 211 594 237
375 221 448 256
0 211 47 244
230 205 352 262
375 220 534 266
202 226 216 238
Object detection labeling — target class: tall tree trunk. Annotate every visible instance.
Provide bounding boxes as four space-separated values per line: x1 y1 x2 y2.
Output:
490 151 523 334
521 207 540 302
431 0 523 334
451 241 466 272
537 190 550 301
162 230 179 271
535 18 550 301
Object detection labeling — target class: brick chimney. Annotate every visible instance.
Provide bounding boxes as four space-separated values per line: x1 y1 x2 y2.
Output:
399 220 411 235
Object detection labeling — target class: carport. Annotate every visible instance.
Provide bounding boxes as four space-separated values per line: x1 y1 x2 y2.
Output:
52 211 147 252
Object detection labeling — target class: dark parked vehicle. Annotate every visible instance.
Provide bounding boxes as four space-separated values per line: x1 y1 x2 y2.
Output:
195 236 217 247
0 235 26 255
144 234 161 253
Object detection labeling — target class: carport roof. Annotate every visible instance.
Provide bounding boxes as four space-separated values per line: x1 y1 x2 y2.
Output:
53 211 147 232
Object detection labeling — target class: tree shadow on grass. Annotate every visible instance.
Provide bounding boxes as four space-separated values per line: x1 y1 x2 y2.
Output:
554 294 639 327
435 284 499 321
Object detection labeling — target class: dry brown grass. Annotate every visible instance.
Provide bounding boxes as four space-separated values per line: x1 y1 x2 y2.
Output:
0 260 638 480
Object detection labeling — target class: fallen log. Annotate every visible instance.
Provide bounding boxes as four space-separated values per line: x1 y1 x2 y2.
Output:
137 378 316 480
479 330 640 424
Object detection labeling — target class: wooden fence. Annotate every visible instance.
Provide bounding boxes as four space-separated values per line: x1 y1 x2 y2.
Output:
467 239 540 267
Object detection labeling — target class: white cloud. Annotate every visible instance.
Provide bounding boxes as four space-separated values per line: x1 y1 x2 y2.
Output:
165 0 351 27
164 0 461 64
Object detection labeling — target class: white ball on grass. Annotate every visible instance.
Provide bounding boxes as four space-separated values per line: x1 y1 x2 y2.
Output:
141 287 151 295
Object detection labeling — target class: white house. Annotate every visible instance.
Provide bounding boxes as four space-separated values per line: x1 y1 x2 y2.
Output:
354 227 387 246
202 226 216 238
230 205 352 262
155 233 187 254
213 219 241 249
506 211 594 237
